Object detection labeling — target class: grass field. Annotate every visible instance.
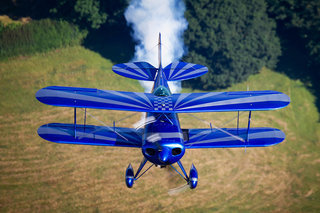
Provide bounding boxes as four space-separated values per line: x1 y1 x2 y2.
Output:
0 46 319 212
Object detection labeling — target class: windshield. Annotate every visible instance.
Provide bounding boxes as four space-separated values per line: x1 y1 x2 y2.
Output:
154 86 170 97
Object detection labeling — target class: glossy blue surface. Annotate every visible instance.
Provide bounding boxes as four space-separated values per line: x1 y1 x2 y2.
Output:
36 68 290 165
112 61 208 82
113 62 157 81
140 65 186 165
185 127 285 148
125 164 134 188
189 164 198 189
163 62 208 81
36 34 291 184
141 112 185 165
38 123 142 147
36 87 290 113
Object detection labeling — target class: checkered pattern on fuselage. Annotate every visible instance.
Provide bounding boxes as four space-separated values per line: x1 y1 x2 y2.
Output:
153 96 173 111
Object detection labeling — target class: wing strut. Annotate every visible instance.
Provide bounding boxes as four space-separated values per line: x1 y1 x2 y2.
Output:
74 107 77 138
74 107 88 138
186 113 245 143
245 111 252 152
84 108 87 128
237 111 240 135
79 108 129 141
246 111 252 142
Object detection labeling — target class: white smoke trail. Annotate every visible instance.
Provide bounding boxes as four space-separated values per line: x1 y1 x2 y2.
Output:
125 0 188 93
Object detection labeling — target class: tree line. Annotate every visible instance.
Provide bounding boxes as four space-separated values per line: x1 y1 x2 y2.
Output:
0 0 319 90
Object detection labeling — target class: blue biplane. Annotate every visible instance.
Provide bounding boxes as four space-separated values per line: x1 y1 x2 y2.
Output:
36 34 290 189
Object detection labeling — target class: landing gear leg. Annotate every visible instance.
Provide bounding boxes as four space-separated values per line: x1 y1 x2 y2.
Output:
171 160 198 189
125 157 153 188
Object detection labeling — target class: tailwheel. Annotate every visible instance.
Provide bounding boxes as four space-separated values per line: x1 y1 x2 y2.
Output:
188 164 198 189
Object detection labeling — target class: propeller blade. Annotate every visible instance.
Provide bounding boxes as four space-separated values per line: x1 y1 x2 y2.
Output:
168 184 189 196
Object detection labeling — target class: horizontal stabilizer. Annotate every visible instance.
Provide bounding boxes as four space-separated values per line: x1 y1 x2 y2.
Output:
163 62 208 81
38 123 142 147
185 127 285 148
36 86 290 112
112 62 157 81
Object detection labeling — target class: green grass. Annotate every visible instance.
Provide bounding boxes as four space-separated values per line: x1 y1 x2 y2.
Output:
0 18 86 60
0 46 140 115
0 46 319 212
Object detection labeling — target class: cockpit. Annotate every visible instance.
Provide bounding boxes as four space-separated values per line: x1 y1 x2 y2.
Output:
154 86 171 97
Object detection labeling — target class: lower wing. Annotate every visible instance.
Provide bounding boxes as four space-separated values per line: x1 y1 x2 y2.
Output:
38 123 142 148
184 127 285 148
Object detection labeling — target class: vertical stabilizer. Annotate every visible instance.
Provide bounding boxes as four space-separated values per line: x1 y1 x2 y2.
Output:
158 33 162 68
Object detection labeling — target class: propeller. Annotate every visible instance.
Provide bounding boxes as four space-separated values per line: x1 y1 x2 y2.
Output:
168 183 189 195
165 166 189 195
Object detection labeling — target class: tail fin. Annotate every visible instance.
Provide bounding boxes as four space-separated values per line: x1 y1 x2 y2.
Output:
113 33 208 81
158 32 208 81
112 33 162 81
158 32 162 68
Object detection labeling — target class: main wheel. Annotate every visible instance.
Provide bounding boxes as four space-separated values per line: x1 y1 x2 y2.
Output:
189 164 198 189
125 164 134 188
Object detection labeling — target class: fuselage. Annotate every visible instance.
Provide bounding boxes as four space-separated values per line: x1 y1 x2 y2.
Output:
141 66 185 165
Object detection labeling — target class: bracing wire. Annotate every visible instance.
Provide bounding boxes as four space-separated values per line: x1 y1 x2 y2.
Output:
79 108 128 141
185 113 246 144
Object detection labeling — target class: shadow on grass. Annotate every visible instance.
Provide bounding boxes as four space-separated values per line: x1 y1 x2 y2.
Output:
83 25 135 64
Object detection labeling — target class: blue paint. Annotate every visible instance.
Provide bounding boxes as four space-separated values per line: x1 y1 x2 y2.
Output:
36 33 290 188
36 87 290 113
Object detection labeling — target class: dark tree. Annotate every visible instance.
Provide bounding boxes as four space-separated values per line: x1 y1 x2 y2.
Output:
183 0 281 89
49 0 128 29
0 0 128 30
49 0 107 29
266 0 320 74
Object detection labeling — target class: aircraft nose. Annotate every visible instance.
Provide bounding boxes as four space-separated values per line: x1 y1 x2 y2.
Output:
159 147 170 164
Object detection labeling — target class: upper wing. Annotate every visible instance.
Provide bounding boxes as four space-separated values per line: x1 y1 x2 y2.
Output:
36 86 290 112
112 62 157 81
36 86 154 112
184 127 285 149
38 123 142 147
171 91 290 112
